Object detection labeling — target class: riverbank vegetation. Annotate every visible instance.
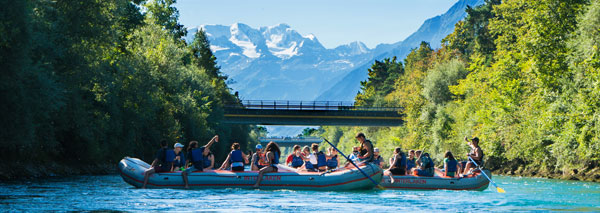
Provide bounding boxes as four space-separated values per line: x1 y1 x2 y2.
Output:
322 0 600 182
0 0 254 179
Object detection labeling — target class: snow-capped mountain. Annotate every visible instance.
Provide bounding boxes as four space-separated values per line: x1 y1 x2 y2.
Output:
185 0 484 136
316 0 485 101
186 23 374 100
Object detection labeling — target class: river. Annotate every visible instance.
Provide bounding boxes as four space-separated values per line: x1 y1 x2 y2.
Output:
1 174 599 211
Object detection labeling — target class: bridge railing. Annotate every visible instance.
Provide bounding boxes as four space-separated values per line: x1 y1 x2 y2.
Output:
226 100 402 111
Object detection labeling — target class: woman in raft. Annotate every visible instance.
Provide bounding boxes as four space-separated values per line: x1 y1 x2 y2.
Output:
287 145 305 169
384 147 406 183
253 141 281 188
443 151 460 177
218 142 249 171
326 147 339 170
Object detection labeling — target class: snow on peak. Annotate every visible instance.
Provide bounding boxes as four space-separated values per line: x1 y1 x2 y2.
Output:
334 41 370 56
229 23 264 58
259 23 327 59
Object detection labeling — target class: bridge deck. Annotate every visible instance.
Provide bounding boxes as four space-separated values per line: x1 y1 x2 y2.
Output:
224 100 404 126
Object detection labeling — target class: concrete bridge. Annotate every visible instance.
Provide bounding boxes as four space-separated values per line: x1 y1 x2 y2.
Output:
223 100 404 126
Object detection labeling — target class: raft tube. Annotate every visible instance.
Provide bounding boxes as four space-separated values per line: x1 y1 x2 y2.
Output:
380 169 491 191
118 157 383 190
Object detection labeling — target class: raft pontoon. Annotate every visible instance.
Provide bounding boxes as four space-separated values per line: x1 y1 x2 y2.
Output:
118 157 383 190
379 169 491 191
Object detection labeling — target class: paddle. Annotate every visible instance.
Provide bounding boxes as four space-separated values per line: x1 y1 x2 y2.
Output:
323 138 385 189
468 156 505 193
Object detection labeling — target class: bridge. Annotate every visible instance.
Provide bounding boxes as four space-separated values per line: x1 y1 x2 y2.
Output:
258 136 323 147
223 100 404 126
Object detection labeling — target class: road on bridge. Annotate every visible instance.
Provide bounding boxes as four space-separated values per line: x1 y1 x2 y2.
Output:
223 100 404 126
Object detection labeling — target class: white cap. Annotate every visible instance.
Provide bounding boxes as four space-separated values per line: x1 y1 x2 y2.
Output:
174 143 184 148
374 148 380 153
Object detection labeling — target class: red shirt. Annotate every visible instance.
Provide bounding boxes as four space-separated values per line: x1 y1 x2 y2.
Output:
286 154 294 164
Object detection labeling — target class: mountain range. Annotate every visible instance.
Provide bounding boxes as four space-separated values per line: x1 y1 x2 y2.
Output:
185 0 484 135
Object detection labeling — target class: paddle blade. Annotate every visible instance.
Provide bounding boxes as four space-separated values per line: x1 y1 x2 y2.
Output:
376 185 386 190
496 187 505 193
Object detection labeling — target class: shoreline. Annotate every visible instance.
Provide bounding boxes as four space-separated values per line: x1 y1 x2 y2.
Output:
0 162 116 181
493 166 600 183
1 162 598 183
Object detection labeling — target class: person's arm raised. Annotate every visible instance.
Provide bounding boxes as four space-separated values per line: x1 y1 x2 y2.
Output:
204 135 219 153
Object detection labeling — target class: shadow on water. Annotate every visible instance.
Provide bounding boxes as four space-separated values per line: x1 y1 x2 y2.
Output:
0 175 599 211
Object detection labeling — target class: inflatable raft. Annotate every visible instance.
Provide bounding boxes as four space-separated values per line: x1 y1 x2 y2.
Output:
380 169 491 191
119 157 383 190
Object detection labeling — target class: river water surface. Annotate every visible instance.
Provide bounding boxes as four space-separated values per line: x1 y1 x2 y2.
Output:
1 174 599 211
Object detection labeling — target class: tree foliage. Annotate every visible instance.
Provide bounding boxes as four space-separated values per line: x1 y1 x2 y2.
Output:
0 0 253 175
324 0 600 175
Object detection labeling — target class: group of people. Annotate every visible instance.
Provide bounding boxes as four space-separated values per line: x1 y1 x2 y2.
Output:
141 132 484 189
381 136 485 182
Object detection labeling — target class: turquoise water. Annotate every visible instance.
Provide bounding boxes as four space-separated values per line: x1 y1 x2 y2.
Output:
1 175 599 211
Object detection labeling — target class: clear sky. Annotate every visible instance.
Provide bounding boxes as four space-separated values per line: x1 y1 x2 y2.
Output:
174 0 458 49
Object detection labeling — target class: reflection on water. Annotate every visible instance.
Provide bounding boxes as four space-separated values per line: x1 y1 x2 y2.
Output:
0 175 599 211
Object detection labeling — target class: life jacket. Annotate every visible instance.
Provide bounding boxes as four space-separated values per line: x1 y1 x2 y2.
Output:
470 147 485 164
230 150 243 167
316 151 327 167
173 151 185 168
394 154 406 168
305 159 314 170
270 152 280 166
189 147 205 170
421 155 434 169
373 155 383 166
406 158 416 171
326 155 338 168
359 140 374 162
165 149 176 164
291 155 304 167
203 153 212 168
446 158 458 173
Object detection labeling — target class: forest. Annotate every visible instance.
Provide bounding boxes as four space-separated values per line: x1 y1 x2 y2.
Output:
0 0 256 179
322 0 600 181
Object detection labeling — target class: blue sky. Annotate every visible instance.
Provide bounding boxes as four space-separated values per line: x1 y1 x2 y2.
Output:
174 0 458 49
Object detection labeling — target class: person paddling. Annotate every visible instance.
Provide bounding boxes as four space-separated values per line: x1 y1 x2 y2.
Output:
253 141 281 188
182 135 219 189
219 142 249 171
355 132 374 163
142 140 169 189
462 137 484 175
385 147 407 183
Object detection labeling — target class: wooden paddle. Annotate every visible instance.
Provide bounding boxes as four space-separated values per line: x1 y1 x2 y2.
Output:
468 156 505 193
323 138 385 190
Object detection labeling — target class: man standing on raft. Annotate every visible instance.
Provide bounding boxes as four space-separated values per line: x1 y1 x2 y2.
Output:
355 132 374 164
